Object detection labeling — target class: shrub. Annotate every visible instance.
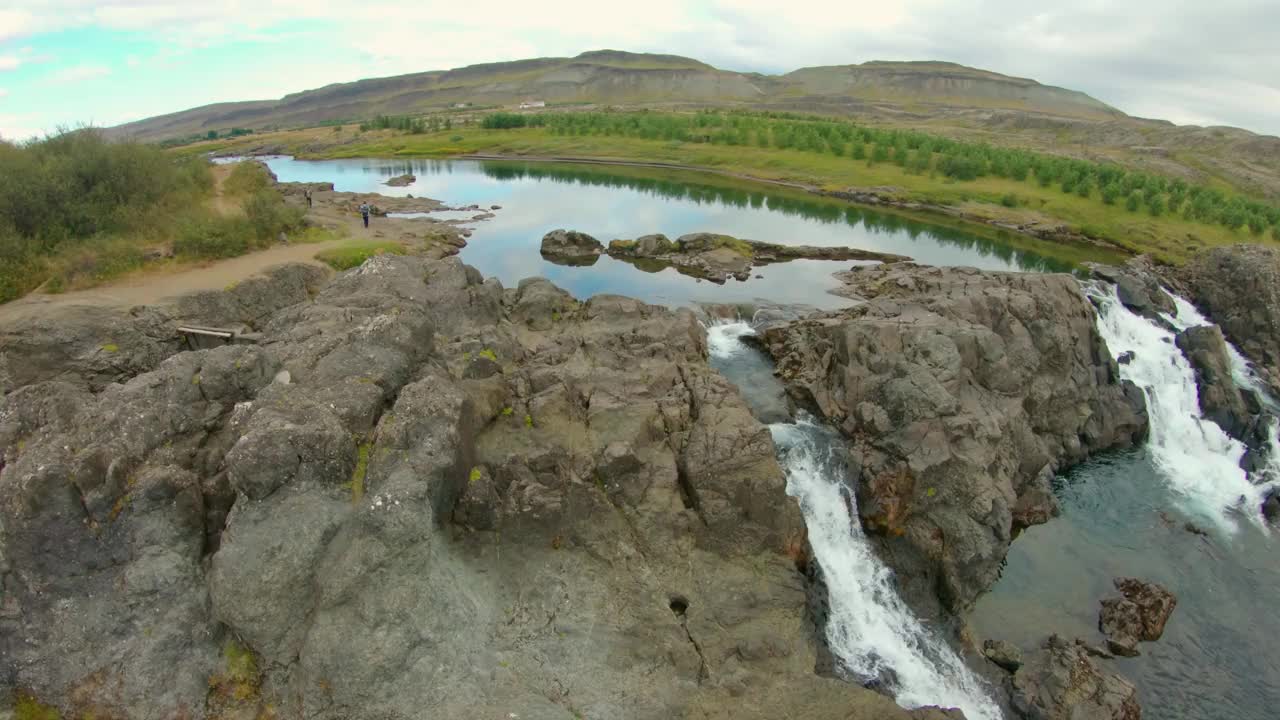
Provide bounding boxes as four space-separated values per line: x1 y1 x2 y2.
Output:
243 191 304 241
174 215 253 259
222 161 272 196
315 240 406 270
1000 193 1019 208
481 112 529 129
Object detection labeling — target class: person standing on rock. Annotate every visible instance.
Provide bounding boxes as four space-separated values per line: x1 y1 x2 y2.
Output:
359 202 371 229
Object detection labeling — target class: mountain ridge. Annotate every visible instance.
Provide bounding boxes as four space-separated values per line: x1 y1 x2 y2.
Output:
109 50 1125 141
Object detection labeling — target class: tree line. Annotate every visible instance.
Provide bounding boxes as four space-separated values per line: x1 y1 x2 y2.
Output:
478 110 1280 239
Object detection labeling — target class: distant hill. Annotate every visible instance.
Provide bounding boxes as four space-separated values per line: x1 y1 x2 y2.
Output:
109 51 1123 141
110 50 1280 200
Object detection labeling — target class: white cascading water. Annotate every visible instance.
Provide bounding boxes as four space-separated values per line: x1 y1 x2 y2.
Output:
1087 285 1277 529
706 322 1002 720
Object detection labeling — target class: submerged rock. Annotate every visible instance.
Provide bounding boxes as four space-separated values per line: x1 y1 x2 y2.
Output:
1098 577 1177 657
1011 635 1141 720
383 173 415 186
760 263 1149 614
539 228 605 264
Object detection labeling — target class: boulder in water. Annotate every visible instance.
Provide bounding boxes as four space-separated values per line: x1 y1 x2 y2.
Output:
383 173 415 186
1088 260 1176 324
1011 634 1141 720
539 228 604 264
982 639 1023 672
1098 577 1177 656
1174 324 1256 441
1262 487 1280 523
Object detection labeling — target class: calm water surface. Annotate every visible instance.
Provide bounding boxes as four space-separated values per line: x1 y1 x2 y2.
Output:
258 156 1086 308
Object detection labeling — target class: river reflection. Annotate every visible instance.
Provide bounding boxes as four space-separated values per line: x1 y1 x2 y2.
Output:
258 155 1108 307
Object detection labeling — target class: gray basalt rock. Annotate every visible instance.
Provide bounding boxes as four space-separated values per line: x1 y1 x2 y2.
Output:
540 228 604 264
607 231 909 284
983 639 1023 672
1098 577 1177 657
760 263 1149 614
1087 260 1176 324
1181 244 1280 395
1174 324 1256 441
1012 635 1141 720
1 252 945 719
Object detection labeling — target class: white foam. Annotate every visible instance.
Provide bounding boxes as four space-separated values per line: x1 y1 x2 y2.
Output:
771 418 1001 720
1088 284 1275 529
705 319 757 360
708 320 1000 720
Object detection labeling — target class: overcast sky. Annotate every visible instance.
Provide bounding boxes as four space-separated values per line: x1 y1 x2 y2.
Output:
4 0 1279 140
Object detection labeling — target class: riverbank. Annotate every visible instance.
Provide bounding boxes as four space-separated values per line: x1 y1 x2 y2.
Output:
185 123 1279 265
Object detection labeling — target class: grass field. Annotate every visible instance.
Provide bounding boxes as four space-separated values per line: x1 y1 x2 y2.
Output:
191 124 1278 265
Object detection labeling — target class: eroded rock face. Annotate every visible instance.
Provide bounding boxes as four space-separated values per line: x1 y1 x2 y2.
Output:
760 263 1149 613
1011 635 1141 720
1098 577 1177 657
0 254 942 720
1181 244 1280 395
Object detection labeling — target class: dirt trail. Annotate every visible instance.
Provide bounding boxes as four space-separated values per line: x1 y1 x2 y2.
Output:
0 240 345 323
0 176 469 323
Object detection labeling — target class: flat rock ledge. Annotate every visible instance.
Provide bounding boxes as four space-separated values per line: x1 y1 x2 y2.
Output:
606 232 910 282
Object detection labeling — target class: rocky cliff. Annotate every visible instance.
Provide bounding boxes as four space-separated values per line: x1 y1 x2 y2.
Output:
758 263 1149 615
0 257 956 719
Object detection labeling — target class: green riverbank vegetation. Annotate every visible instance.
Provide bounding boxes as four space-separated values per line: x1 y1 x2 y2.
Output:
0 129 307 302
195 109 1280 264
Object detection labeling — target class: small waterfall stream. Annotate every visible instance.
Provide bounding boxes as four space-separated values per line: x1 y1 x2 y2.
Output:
706 321 1002 720
1086 284 1278 529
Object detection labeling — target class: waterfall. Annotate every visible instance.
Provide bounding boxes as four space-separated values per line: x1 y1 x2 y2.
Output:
707 321 1002 720
1086 285 1276 529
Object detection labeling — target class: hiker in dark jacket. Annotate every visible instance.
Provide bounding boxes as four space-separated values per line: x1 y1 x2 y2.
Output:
359 202 371 228
304 189 313 208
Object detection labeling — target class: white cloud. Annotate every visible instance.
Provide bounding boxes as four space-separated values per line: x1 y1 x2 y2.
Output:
48 63 110 84
0 56 19 71
5 0 1280 134
0 88 8 98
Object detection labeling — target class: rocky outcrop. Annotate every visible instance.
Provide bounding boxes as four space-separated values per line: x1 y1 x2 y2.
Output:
1011 635 1141 720
982 639 1023 672
539 228 605 264
607 232 910 283
760 263 1149 614
1181 245 1280 395
1087 260 1175 325
1174 324 1258 440
384 173 415 186
0 255 947 719
1097 577 1177 657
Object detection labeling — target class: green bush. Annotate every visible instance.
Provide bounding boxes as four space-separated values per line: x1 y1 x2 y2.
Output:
315 240 406 270
1000 193 1019 208
0 128 214 301
173 215 254 259
223 161 273 196
243 191 305 240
